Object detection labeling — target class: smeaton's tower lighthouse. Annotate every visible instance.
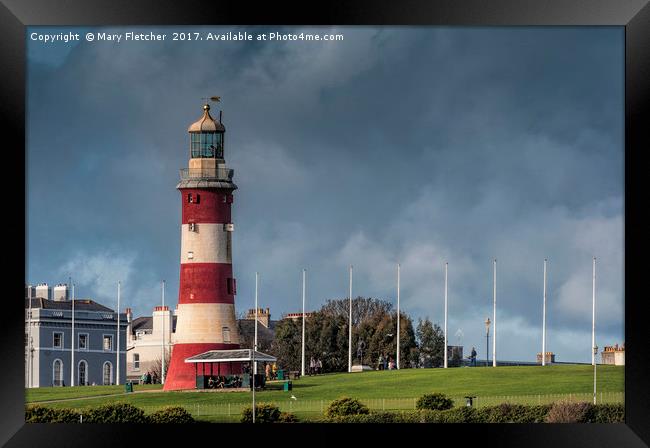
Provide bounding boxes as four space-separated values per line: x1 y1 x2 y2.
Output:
164 101 241 390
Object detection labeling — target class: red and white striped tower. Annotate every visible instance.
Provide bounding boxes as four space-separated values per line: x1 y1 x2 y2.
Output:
164 101 241 390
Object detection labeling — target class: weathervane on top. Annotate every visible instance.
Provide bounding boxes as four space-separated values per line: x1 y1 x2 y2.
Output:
202 95 221 104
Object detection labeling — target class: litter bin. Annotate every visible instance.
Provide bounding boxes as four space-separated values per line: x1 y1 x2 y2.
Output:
125 381 133 393
277 369 285 380
283 380 292 391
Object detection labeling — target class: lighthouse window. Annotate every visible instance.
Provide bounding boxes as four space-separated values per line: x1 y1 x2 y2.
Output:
188 222 196 232
190 132 224 158
222 327 231 343
188 193 193 203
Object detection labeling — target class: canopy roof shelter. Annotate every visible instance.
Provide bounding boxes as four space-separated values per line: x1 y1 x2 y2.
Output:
184 349 277 389
185 349 277 364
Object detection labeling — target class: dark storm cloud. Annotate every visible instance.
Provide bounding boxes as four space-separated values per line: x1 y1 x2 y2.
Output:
27 26 623 362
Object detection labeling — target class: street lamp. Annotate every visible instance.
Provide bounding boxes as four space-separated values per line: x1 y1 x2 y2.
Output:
485 318 491 367
593 345 598 404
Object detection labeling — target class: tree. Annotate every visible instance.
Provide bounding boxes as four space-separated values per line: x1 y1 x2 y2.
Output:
270 318 302 371
150 348 172 383
270 297 417 373
416 318 445 368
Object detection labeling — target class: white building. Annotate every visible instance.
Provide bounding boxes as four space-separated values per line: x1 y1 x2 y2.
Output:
125 306 175 382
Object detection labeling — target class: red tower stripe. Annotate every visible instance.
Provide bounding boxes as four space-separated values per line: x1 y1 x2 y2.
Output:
162 342 241 391
181 188 233 224
179 263 234 304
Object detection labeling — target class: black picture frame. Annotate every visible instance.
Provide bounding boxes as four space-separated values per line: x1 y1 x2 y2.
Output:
2 0 648 446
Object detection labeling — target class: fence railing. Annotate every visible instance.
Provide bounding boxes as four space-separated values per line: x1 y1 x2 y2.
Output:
128 391 624 422
179 168 234 181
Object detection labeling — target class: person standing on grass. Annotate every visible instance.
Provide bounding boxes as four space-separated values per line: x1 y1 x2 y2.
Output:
309 357 315 375
317 358 322 374
272 362 278 380
265 363 271 380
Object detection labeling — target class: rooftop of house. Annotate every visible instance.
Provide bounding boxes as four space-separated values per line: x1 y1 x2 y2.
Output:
25 297 115 313
130 316 178 333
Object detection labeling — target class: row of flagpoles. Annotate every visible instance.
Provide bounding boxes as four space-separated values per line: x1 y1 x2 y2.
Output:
336 257 598 372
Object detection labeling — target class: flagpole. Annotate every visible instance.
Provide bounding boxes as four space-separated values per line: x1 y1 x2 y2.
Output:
162 280 166 384
27 284 32 388
444 262 448 369
396 263 401 370
542 259 547 366
348 264 353 373
592 257 596 366
301 269 306 377
252 271 258 423
493 259 497 367
116 281 120 385
71 282 75 386
254 272 258 375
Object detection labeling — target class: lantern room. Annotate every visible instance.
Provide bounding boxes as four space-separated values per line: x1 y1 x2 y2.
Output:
188 104 225 159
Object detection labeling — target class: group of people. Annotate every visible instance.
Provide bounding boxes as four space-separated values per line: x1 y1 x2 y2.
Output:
207 375 242 389
377 354 396 370
264 362 279 380
309 357 323 375
140 371 158 384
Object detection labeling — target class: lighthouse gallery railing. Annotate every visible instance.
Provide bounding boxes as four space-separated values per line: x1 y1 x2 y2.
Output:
179 168 234 181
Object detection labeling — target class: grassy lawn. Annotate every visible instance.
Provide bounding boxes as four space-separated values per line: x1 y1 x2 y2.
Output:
26 365 623 417
25 384 162 403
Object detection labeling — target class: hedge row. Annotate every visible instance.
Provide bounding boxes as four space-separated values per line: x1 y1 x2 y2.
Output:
25 404 195 424
326 402 624 423
240 403 300 423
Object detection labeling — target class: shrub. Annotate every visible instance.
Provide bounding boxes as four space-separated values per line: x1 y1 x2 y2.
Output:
545 401 592 423
149 406 195 424
324 397 370 418
277 412 300 423
25 405 81 423
475 403 552 423
439 406 478 423
585 404 625 423
83 403 148 423
240 403 281 423
330 412 399 423
416 393 454 411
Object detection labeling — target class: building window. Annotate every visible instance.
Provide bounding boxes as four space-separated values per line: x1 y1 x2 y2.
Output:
78 360 88 386
78 333 88 350
133 353 140 371
227 278 236 295
187 251 194 260
53 332 63 349
222 327 231 343
188 222 196 232
188 193 193 203
103 362 113 385
52 359 63 387
195 194 200 204
103 335 113 351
